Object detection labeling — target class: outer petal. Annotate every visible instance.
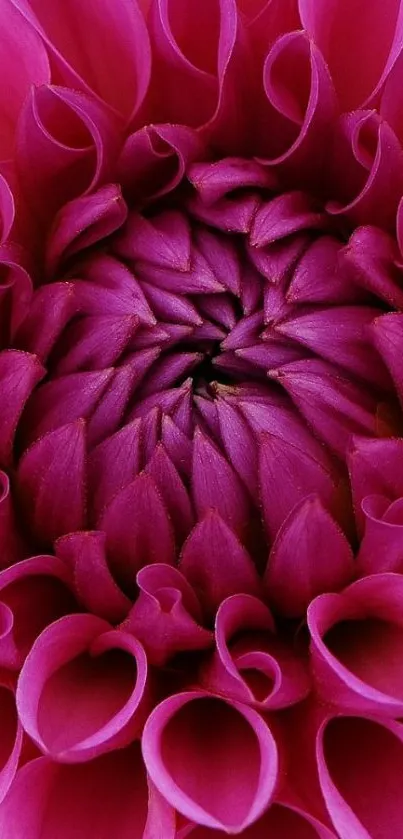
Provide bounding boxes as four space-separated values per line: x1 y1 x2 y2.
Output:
299 0 403 109
0 0 50 160
317 715 403 839
11 0 151 121
0 555 76 669
308 573 403 715
180 802 337 837
148 0 252 152
326 112 403 232
17 614 150 762
347 436 403 534
0 743 175 839
142 690 278 833
16 85 120 219
123 564 212 665
259 31 337 188
201 593 310 710
357 495 403 575
0 682 23 804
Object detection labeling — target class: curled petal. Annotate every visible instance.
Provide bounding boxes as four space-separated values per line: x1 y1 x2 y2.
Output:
266 496 354 618
99 474 175 594
308 573 403 715
326 112 403 231
357 494 403 575
347 436 403 534
46 184 128 276
11 0 151 121
180 512 260 617
16 85 120 219
260 31 337 187
0 555 76 670
142 690 279 832
17 421 87 545
118 124 204 205
123 564 212 665
56 531 130 624
299 0 403 109
317 715 403 839
17 614 150 762
0 0 50 160
202 593 310 709
148 0 252 152
188 157 274 204
0 742 175 839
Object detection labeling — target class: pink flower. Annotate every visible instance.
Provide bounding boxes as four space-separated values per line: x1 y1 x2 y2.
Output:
1 0 403 836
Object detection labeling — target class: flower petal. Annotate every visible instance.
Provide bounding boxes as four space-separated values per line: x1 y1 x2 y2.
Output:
142 690 278 832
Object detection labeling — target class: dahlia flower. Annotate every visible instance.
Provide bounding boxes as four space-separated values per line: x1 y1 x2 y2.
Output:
2 0 403 836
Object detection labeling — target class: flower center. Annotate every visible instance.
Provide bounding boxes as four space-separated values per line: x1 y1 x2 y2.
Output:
8 171 399 553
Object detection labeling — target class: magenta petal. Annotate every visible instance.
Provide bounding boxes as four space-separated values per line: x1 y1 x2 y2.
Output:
88 420 142 522
250 192 324 248
347 436 403 534
46 184 128 276
123 563 212 665
259 432 339 540
357 494 403 575
343 225 403 307
181 802 337 837
188 157 274 204
0 555 76 669
317 716 403 839
308 573 403 715
371 313 403 404
142 690 278 832
116 209 191 272
17 421 86 545
144 445 194 545
0 683 22 805
17 614 149 762
299 0 403 109
118 123 204 205
99 474 175 593
0 0 50 160
180 512 261 617
56 531 130 623
0 741 175 839
192 428 251 540
0 350 44 467
14 0 152 120
15 283 75 363
16 85 120 219
202 593 310 710
0 472 26 569
265 496 354 618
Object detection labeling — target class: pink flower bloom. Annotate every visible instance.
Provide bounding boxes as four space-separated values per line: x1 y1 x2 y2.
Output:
2 0 403 836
